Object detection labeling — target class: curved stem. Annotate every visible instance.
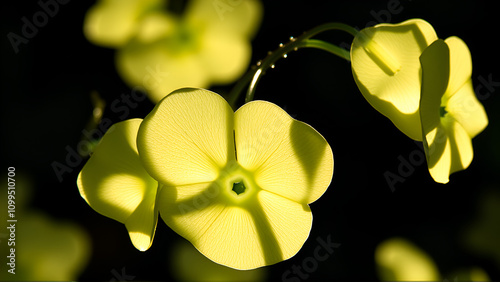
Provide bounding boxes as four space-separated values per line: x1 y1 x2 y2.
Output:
227 23 358 107
300 39 351 61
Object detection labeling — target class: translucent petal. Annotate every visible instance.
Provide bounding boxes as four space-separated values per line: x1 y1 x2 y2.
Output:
351 19 438 141
125 183 161 251
116 41 210 103
170 240 267 282
234 101 333 204
424 119 474 184
137 89 234 186
423 125 450 184
83 0 165 48
446 79 488 138
442 37 472 102
420 39 476 183
443 37 488 138
419 39 449 136
77 119 158 251
445 117 473 175
419 39 451 183
158 182 312 270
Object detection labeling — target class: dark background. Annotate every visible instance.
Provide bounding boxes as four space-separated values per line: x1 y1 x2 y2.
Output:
2 0 499 281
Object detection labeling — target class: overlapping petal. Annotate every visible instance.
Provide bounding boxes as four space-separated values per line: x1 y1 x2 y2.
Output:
234 101 333 204
351 19 438 140
420 39 486 183
137 88 234 185
83 0 165 48
158 182 312 270
77 119 159 251
443 37 488 138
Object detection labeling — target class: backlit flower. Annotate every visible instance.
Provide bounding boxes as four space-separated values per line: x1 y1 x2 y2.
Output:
137 88 334 269
419 38 488 183
77 118 160 251
351 19 438 141
351 19 488 183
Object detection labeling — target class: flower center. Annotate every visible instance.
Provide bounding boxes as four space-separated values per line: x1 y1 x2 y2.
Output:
216 161 259 204
231 181 246 195
440 106 448 117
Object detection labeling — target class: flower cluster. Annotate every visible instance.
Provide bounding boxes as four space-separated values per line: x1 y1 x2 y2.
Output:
84 0 262 103
351 19 488 183
77 17 489 271
78 88 334 269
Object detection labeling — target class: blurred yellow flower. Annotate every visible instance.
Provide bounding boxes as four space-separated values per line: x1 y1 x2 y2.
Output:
419 38 488 183
375 237 440 281
137 88 333 269
3 212 91 281
84 0 262 103
77 118 160 251
0 173 90 281
376 237 491 282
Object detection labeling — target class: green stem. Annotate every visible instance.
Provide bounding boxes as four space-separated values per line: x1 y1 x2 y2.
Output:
300 39 351 61
227 23 358 107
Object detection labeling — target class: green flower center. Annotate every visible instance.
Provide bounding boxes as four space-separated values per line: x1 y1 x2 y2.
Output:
232 181 246 195
440 106 448 117
216 161 259 204
161 22 203 55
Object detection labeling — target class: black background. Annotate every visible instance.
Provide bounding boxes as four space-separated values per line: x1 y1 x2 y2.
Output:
2 0 499 281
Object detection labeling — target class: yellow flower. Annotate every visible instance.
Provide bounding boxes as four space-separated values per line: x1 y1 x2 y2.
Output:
376 237 491 281
0 173 90 281
84 0 262 103
419 38 488 183
77 118 160 251
2 213 91 281
115 0 262 103
351 19 488 183
375 237 440 281
351 19 438 141
137 88 334 269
